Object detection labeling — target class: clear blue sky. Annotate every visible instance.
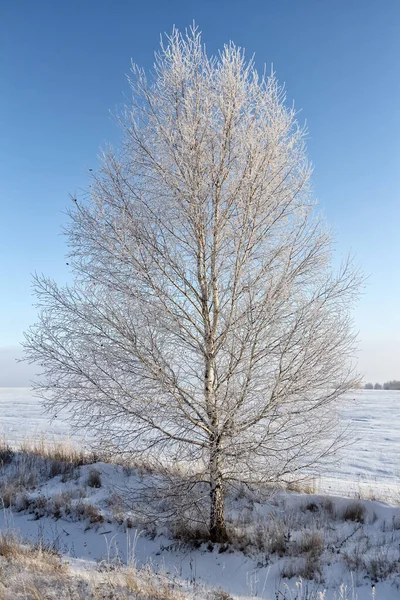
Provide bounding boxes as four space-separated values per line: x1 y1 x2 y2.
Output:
1 0 399 383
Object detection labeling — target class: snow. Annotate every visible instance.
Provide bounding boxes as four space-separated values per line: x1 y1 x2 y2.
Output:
1 459 399 599
0 388 399 599
317 390 400 502
2 388 398 500
0 387 72 443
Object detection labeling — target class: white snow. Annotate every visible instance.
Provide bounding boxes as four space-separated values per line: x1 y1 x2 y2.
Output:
0 387 399 599
2 388 398 501
0 387 72 443
317 390 400 502
1 459 399 599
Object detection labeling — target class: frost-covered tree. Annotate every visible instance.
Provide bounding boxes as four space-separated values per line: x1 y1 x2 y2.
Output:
24 26 362 542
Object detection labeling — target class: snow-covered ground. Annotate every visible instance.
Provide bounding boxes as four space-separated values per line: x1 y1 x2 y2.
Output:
0 388 399 599
1 455 399 599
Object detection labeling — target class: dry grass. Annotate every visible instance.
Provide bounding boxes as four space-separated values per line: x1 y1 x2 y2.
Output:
0 534 356 600
286 477 318 495
299 532 324 557
0 439 14 467
343 543 400 583
170 518 209 546
26 493 105 526
342 501 366 523
87 468 102 488
280 554 322 582
0 530 190 599
18 436 98 467
0 436 103 515
0 530 67 575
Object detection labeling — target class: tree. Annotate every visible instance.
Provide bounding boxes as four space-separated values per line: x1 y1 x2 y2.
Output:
365 383 374 390
383 380 400 390
374 383 382 390
23 26 362 542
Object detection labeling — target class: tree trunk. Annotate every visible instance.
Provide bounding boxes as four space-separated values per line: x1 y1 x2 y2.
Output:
209 447 228 542
210 480 227 542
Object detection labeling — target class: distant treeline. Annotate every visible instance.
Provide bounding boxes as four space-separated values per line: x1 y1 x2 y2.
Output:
364 380 400 390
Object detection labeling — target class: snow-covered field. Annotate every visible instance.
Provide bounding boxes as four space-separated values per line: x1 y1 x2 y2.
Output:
0 387 73 444
0 388 399 599
319 390 400 502
1 388 399 501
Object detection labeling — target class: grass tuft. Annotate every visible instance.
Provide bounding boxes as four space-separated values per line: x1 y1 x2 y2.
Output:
342 501 366 523
87 468 102 488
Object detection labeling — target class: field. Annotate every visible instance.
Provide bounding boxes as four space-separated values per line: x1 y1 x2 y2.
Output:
0 388 73 444
2 388 399 500
0 388 399 599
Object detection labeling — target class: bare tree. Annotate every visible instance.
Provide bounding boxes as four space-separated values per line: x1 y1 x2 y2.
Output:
383 380 400 390
24 26 362 542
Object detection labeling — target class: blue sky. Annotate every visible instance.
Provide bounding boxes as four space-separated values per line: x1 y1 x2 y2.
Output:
1 0 399 383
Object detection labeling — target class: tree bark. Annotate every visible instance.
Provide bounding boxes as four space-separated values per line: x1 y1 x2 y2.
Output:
209 442 228 542
210 480 227 542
